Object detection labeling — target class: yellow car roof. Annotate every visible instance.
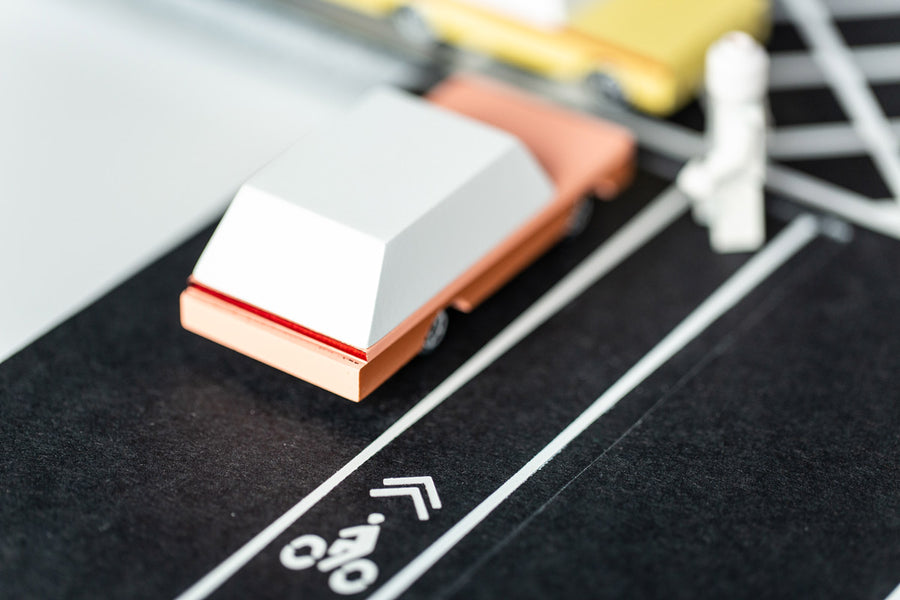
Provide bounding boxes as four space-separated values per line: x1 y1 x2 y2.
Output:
570 0 769 73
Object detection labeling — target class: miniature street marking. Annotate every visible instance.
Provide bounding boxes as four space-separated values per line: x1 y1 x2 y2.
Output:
279 512 385 595
369 477 441 521
768 51 827 90
770 45 900 90
370 488 432 521
766 163 900 239
603 109 900 240
770 120 900 160
822 0 900 18
381 477 442 509
770 122 868 159
781 0 900 200
173 187 689 600
884 581 900 600
367 214 822 600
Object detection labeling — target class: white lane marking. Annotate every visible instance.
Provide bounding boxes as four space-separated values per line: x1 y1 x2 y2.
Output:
770 120 900 160
604 108 704 159
771 45 900 90
767 162 900 240
781 0 900 200
769 51 829 90
823 0 900 18
771 122 869 158
367 214 822 600
601 108 900 240
173 187 689 600
382 477 442 509
773 0 900 21
885 581 900 600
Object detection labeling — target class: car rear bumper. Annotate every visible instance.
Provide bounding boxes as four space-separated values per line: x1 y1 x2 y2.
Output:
180 284 430 401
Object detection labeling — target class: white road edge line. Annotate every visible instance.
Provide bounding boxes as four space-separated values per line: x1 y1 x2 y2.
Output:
173 187 689 600
885 581 900 600
765 163 900 238
781 0 900 201
368 214 821 600
770 45 900 91
770 121 870 158
770 119 900 160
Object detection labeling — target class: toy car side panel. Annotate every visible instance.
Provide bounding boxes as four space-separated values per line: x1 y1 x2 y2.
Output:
428 75 635 204
451 204 572 312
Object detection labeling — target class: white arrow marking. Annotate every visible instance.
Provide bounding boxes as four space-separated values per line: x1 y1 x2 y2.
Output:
381 477 441 510
370 487 431 521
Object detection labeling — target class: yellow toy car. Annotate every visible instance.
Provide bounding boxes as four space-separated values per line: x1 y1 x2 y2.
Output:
320 0 771 115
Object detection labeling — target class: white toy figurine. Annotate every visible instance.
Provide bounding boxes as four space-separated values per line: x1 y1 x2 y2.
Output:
677 31 769 253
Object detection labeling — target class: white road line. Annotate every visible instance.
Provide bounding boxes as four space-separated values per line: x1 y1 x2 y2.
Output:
769 120 900 162
173 187 689 600
368 214 821 600
770 122 867 158
769 119 900 161
822 0 900 18
781 0 900 200
774 161 899 241
769 51 830 90
766 163 900 237
772 120 900 159
885 581 900 600
600 107 900 240
601 107 704 159
771 45 900 90
770 120 900 159
774 0 900 21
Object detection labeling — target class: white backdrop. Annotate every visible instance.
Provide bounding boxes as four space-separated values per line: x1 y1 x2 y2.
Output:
0 0 420 361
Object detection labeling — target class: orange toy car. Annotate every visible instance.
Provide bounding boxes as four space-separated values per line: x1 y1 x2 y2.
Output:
180 75 635 401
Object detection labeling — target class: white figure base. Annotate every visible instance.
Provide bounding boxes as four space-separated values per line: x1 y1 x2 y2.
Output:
677 158 766 254
708 187 765 253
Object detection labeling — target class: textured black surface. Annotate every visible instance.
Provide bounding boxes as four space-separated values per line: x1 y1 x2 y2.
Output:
839 17 900 47
4 9 900 600
439 229 900 600
782 156 891 199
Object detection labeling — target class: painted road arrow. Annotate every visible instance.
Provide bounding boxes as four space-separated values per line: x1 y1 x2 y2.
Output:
369 476 442 521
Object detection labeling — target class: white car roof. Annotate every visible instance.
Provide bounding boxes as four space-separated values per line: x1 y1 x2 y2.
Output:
192 87 553 349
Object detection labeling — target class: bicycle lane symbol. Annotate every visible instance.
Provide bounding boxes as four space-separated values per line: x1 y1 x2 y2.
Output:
278 476 442 596
280 512 386 596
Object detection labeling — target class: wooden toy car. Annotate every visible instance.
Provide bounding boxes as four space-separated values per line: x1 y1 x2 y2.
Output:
180 75 634 401
318 0 771 115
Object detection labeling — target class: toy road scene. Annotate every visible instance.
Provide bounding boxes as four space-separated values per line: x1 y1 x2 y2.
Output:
2 0 900 599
